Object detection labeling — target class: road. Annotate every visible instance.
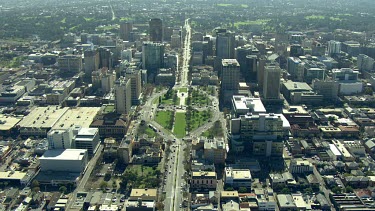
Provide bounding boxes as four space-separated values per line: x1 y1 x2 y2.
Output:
67 145 103 209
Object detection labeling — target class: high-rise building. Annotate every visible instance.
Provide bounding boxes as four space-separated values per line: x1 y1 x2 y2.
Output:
47 128 74 150
327 40 341 56
263 65 281 100
119 22 133 41
357 54 374 71
171 34 181 49
235 46 252 74
84 49 99 78
114 77 132 115
312 79 340 101
142 42 165 78
287 57 305 81
101 69 116 93
290 44 303 57
58 55 83 74
221 59 240 91
125 69 142 105
230 113 289 156
245 55 258 82
74 127 100 156
98 47 112 69
216 31 235 59
149 18 163 42
257 56 266 91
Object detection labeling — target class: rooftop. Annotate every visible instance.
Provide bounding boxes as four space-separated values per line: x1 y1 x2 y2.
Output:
52 107 100 130
40 149 87 161
0 171 27 180
283 81 312 91
0 115 22 131
18 106 69 129
222 59 240 67
232 95 266 114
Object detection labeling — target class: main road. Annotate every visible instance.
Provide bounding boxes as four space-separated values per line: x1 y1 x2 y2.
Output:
163 18 191 211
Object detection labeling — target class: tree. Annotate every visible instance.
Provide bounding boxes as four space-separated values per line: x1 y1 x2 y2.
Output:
332 186 342 194
238 187 248 193
225 186 234 191
345 186 353 193
100 181 108 190
281 187 291 194
59 186 67 194
304 187 313 194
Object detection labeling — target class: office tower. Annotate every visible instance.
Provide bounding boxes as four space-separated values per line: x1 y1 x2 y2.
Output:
216 31 235 59
357 54 374 71
81 33 88 44
327 40 341 56
245 55 258 82
114 77 132 115
332 68 362 95
221 59 240 91
263 65 281 100
120 22 133 41
47 128 74 150
287 57 305 81
84 49 99 79
58 55 83 74
230 113 286 156
125 69 142 105
121 49 133 62
163 26 173 42
235 46 252 74
98 47 112 69
257 56 266 90
101 69 116 93
142 42 165 78
149 18 163 42
290 44 303 57
312 79 340 101
203 35 214 56
171 34 181 48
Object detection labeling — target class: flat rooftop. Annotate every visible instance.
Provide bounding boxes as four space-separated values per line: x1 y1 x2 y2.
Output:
232 95 266 114
232 169 252 180
51 107 100 130
40 149 87 161
0 171 27 180
0 115 22 131
18 106 69 129
283 81 312 91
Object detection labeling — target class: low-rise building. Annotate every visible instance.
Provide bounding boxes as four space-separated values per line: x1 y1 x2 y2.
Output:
277 194 297 211
289 159 313 174
191 171 217 190
224 167 252 188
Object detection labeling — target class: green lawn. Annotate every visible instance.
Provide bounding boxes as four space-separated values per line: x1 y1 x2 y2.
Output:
188 110 211 131
123 165 160 189
154 90 180 105
155 111 173 130
137 124 157 138
173 112 186 138
178 87 188 92
103 104 115 113
217 3 232 7
190 90 211 106
234 19 270 28
305 15 325 20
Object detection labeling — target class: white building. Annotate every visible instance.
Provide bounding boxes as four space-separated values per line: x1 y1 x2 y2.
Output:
74 127 100 155
114 76 132 115
333 68 363 95
47 128 74 150
232 95 266 117
327 40 341 56
39 149 88 173
224 167 252 188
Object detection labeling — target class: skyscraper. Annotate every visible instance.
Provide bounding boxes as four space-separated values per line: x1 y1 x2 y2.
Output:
98 47 112 69
245 55 258 82
221 59 240 91
263 65 281 100
216 31 235 59
114 77 132 115
125 69 142 105
149 18 163 42
235 46 252 74
84 49 99 79
142 42 165 78
327 40 341 56
120 22 133 41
